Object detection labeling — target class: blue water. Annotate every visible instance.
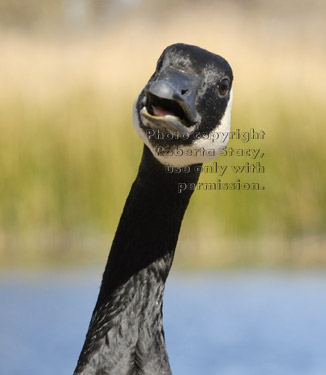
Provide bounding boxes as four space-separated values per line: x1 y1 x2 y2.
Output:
1 270 326 375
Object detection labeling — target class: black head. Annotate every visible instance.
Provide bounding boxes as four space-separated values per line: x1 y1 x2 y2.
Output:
133 43 233 166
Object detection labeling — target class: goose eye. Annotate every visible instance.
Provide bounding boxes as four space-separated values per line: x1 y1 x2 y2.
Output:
217 78 230 97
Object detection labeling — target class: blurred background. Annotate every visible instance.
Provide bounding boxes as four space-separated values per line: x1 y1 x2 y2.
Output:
0 0 325 269
0 0 326 374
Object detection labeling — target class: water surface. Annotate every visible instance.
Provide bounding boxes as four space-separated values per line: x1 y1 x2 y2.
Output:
1 270 326 375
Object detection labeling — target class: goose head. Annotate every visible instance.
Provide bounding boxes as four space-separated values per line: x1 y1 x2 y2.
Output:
133 43 233 167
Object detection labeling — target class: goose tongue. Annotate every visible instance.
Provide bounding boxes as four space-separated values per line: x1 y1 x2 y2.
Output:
152 105 175 117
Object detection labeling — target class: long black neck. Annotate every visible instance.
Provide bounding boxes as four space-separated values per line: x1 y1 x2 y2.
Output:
75 146 201 375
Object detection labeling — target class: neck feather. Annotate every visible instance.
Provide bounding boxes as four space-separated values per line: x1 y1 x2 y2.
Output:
75 146 201 375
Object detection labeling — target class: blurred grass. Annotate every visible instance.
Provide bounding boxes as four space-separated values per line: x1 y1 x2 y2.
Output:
0 0 325 268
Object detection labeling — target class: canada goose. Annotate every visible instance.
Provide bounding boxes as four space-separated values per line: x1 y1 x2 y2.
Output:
74 43 233 375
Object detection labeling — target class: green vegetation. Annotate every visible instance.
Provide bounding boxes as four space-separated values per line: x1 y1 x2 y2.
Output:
1 87 324 269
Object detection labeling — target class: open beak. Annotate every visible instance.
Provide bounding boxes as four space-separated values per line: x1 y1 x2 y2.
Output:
140 67 202 135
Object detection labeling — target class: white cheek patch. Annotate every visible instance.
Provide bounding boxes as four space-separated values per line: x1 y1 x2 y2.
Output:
133 89 233 167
